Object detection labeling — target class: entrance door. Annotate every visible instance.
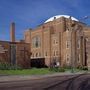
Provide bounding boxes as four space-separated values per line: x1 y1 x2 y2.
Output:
31 58 45 68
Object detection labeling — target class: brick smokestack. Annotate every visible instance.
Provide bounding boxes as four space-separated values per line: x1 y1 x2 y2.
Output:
10 22 15 42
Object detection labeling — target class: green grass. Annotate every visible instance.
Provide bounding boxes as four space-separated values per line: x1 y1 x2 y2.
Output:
0 68 87 75
0 68 55 75
65 68 88 73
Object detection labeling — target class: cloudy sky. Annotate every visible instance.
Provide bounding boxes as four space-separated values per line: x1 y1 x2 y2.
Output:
0 0 90 41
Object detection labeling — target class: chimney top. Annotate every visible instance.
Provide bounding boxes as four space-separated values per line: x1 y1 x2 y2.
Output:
10 22 15 42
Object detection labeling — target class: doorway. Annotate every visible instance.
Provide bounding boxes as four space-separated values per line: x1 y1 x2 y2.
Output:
31 58 45 68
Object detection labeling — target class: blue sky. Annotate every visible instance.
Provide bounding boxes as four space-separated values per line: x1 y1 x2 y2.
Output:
0 0 90 41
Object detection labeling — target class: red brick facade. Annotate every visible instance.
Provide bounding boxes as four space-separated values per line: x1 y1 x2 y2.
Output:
0 16 90 69
24 17 89 68
0 41 31 68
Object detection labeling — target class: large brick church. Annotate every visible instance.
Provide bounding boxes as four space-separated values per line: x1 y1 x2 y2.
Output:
0 15 90 69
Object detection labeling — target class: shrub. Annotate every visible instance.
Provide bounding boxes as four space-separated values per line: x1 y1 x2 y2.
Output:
0 63 9 70
49 67 65 72
0 63 22 70
77 66 83 69
77 66 88 71
82 67 88 70
9 65 22 70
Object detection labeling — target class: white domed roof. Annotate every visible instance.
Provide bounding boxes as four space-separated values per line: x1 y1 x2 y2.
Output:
44 15 79 23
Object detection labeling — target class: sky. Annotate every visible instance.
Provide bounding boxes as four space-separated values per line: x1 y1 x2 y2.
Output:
0 0 90 41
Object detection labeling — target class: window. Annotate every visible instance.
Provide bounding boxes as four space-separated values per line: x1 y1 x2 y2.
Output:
66 41 70 49
53 51 55 56
53 40 56 44
53 39 58 45
78 54 80 63
77 40 80 49
56 51 58 56
32 53 34 57
32 36 41 48
39 52 41 57
45 52 47 56
56 41 58 44
36 53 38 57
66 54 70 63
54 16 56 20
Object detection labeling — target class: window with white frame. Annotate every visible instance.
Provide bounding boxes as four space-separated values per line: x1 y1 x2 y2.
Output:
53 39 58 45
32 53 34 57
56 51 58 56
66 41 70 49
45 52 47 56
77 40 80 49
32 36 41 48
39 52 41 57
53 51 55 56
44 51 48 57
36 53 38 57
53 39 56 44
66 54 70 63
78 54 80 63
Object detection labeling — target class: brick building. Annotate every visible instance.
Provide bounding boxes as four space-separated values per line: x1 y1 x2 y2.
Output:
24 15 90 68
0 15 90 69
0 23 31 68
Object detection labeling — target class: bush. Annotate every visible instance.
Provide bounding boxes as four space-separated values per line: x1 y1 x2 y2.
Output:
77 66 83 70
0 63 22 70
9 65 22 70
77 66 88 71
0 63 9 70
82 67 88 70
49 67 65 72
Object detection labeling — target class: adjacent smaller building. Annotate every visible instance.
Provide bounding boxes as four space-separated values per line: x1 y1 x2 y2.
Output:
0 23 31 68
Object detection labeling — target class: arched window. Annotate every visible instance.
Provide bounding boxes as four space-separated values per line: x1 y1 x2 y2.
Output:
32 36 41 48
56 51 58 56
66 41 70 49
77 40 80 49
39 52 41 57
36 53 38 57
66 54 70 63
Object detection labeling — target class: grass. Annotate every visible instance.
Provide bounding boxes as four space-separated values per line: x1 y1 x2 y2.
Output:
0 68 55 75
65 68 80 72
0 67 87 75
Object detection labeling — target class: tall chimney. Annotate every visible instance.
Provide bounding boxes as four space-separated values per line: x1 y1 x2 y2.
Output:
10 22 15 42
